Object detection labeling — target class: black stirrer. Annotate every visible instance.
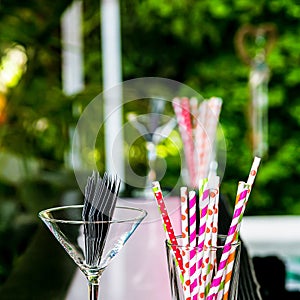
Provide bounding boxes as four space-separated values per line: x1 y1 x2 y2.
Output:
82 171 121 266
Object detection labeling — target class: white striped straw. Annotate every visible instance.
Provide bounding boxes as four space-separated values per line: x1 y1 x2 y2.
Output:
194 100 208 181
200 97 223 180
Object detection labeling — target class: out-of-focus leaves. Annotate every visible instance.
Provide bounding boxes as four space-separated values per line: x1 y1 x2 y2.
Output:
119 0 300 216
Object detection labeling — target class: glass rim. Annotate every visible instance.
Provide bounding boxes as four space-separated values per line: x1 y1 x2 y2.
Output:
166 234 241 250
39 204 147 224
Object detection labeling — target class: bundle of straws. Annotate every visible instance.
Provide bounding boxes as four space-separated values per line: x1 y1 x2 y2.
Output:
172 97 222 188
152 157 261 300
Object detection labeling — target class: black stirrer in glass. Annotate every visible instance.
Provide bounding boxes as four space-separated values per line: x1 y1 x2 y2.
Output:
82 171 121 266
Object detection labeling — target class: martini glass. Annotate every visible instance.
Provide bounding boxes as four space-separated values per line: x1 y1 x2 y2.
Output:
128 112 176 197
39 205 147 300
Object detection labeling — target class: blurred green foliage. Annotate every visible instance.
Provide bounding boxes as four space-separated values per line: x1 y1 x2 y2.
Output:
120 0 300 215
0 0 299 210
0 0 300 289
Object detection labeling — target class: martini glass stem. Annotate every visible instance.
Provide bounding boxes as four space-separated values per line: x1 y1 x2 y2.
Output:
146 141 157 184
88 282 99 300
87 272 102 300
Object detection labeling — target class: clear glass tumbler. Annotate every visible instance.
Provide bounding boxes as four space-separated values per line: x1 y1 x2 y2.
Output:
165 234 241 300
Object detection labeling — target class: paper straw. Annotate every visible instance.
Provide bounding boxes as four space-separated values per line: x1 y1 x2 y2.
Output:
197 178 209 253
217 248 237 300
220 157 261 299
181 187 191 298
152 181 184 275
247 156 261 186
189 97 199 131
189 191 197 248
194 178 209 297
181 187 189 248
181 97 197 187
207 177 220 289
172 97 196 187
201 97 223 180
206 182 249 299
198 179 210 229
209 182 248 299
199 188 218 298
205 175 219 281
234 156 261 238
197 175 219 298
188 190 198 300
194 100 208 181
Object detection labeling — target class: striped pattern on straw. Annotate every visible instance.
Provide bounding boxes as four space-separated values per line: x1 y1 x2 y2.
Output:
181 187 191 298
189 190 198 300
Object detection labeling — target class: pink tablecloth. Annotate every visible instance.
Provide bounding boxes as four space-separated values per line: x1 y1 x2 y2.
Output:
66 196 181 300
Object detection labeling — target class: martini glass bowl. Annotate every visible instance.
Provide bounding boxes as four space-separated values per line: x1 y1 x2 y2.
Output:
128 112 176 197
39 205 147 300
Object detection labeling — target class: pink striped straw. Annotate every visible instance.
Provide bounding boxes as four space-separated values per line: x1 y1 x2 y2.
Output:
236 156 261 236
181 187 189 248
197 178 209 251
194 178 209 298
215 182 246 300
188 190 198 300
206 182 249 300
172 97 196 187
219 157 261 299
197 175 218 298
180 187 191 299
198 178 209 238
